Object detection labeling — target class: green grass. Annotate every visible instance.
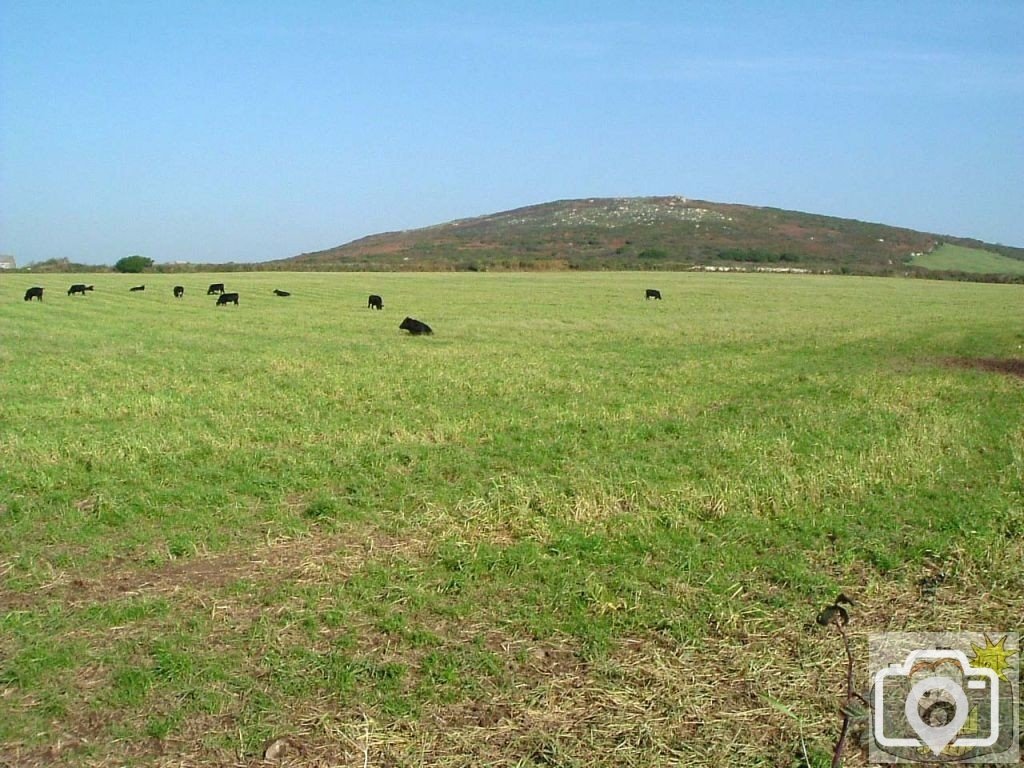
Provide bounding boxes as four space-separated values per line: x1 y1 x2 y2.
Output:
910 242 1024 274
1 271 1022 766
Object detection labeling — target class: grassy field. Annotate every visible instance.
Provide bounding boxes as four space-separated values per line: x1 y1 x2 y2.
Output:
1 271 1022 767
910 243 1024 275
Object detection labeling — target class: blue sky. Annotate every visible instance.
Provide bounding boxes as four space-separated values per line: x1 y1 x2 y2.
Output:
1 1 1021 265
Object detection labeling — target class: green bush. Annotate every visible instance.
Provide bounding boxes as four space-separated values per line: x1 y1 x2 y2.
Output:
114 255 153 273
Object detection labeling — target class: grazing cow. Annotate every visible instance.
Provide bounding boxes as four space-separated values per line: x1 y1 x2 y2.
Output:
130 285 145 292
207 283 225 295
645 289 662 300
173 286 184 298
273 289 291 297
68 284 94 296
216 292 239 306
368 294 383 310
399 316 432 335
24 286 44 301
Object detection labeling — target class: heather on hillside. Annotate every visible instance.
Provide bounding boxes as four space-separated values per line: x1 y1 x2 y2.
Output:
275 197 1024 275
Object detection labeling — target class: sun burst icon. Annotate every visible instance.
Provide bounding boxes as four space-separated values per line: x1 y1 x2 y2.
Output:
969 634 1017 681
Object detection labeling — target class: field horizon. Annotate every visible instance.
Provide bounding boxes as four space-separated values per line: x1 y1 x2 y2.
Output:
14 196 1024 279
1 271 1022 766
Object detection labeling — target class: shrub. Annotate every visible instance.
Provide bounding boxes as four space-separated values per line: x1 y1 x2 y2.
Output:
114 255 154 273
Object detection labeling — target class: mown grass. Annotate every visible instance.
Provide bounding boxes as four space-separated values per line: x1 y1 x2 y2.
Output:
1 271 1022 766
910 242 1024 275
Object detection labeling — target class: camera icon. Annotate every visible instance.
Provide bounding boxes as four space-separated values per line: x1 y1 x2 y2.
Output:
873 648 1000 755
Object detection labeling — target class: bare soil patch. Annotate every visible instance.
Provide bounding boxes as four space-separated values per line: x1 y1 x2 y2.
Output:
942 356 1024 378
0 526 412 613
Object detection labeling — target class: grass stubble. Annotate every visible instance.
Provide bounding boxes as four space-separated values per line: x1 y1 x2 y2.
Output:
0 271 1022 766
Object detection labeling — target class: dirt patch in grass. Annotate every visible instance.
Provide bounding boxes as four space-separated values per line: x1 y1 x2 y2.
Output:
942 356 1024 378
8 565 1019 767
0 526 414 613
5 521 1020 766
245 629 840 768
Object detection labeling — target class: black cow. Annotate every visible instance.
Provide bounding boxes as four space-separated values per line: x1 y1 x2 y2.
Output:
24 286 44 301
273 289 290 297
68 284 94 296
645 289 662 300
207 283 225 295
216 292 239 306
173 286 184 298
399 317 432 335
130 285 145 292
368 294 383 310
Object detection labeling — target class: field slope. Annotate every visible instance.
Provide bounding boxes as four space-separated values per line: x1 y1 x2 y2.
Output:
909 242 1024 275
1 272 1022 767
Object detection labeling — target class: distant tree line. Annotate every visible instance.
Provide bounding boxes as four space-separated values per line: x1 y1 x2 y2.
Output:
16 258 105 273
12 247 1024 283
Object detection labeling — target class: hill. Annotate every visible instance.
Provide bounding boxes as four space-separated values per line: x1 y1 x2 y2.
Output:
272 196 1024 275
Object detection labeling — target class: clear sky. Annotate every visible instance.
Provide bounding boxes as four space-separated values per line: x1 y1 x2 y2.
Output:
1 1 1021 265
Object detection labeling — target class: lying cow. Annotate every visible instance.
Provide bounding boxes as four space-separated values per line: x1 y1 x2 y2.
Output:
273 289 291 297
368 294 383 310
173 286 184 298
216 292 239 306
130 285 145 292
207 283 225 295
68 284 94 296
399 316 432 335
24 286 44 301
645 289 662 300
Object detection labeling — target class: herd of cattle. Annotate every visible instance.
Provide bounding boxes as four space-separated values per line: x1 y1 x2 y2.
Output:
19 283 663 333
20 282 440 334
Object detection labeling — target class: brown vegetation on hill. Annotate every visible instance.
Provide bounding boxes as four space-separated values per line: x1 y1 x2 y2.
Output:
269 196 1024 275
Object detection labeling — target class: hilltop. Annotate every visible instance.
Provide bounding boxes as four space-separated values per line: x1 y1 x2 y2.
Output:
273 196 1024 276
14 197 1022 276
